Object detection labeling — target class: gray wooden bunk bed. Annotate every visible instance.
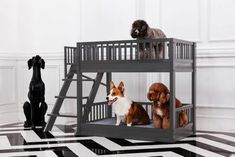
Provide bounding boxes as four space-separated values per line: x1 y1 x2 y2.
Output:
44 38 196 143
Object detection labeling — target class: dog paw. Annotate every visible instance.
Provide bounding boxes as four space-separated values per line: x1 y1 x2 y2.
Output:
127 123 132 127
115 123 120 126
24 121 31 128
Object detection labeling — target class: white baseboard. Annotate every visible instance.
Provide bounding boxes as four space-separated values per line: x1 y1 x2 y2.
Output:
196 104 235 132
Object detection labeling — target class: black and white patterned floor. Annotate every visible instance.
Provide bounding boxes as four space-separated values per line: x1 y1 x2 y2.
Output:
0 122 234 157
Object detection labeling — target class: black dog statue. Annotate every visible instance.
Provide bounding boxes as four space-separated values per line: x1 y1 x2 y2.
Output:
23 55 47 128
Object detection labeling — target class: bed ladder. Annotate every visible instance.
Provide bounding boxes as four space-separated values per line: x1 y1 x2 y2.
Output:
44 65 109 132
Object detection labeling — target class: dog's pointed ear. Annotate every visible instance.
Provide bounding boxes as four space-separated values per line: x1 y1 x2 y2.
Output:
110 81 115 90
39 58 45 69
27 59 33 70
118 81 125 92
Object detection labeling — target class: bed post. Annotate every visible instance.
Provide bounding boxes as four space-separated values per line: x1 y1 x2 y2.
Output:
169 38 176 136
76 43 83 134
192 42 197 134
106 72 112 118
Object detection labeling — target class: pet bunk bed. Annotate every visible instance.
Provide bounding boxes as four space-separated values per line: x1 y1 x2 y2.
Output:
44 38 196 142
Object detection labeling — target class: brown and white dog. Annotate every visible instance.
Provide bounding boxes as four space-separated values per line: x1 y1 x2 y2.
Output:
131 20 166 59
147 82 188 129
106 81 150 126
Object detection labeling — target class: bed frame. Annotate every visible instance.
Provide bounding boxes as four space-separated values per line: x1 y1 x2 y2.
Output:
44 38 196 142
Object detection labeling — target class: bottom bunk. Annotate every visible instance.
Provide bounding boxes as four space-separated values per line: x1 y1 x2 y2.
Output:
79 120 193 142
76 102 194 142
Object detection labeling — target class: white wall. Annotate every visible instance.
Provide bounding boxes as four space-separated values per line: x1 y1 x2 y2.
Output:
1 0 235 132
144 0 235 132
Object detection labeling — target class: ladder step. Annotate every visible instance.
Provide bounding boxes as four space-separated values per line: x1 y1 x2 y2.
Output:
62 79 78 81
47 113 77 118
55 96 89 99
63 75 107 87
62 78 95 82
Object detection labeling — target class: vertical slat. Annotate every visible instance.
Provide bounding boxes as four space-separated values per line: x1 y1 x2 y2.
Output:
179 43 182 59
118 44 121 60
187 109 190 123
124 43 127 60
149 42 155 60
72 48 75 63
176 43 179 59
88 45 93 61
89 108 92 121
143 42 146 59
98 104 101 120
83 45 86 61
94 45 96 61
67 48 70 63
113 44 116 60
94 106 96 121
93 45 95 61
150 42 153 59
94 45 97 61
98 45 100 61
85 46 87 61
100 104 103 119
137 42 140 60
92 106 94 121
96 105 98 120
81 46 83 61
187 44 190 59
89 45 91 61
106 44 109 61
103 104 105 119
146 104 149 118
90 45 93 60
91 106 93 121
182 43 184 59
101 44 104 60
90 45 93 61
67 48 69 63
130 42 133 60
163 42 166 59
185 44 188 59
70 48 72 63
87 45 90 61
64 47 67 78
151 105 153 120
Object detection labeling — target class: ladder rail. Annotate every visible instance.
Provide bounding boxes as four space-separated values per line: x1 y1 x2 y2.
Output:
44 67 75 132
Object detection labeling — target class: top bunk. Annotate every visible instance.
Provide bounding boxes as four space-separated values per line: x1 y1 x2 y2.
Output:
65 38 196 73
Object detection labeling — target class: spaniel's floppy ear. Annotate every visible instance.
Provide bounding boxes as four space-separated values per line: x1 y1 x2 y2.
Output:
159 92 170 104
140 20 148 31
141 24 147 31
166 93 170 102
110 81 116 90
147 91 155 101
27 58 33 70
39 58 45 69
118 81 125 93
